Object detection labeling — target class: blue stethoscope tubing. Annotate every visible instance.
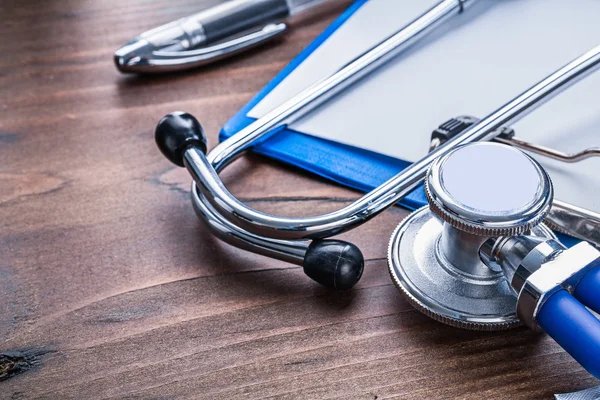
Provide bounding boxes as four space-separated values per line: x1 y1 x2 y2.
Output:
537 267 600 378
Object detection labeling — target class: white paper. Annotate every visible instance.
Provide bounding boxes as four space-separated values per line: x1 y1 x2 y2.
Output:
248 0 600 212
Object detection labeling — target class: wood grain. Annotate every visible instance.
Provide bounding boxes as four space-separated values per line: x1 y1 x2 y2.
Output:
0 1 597 399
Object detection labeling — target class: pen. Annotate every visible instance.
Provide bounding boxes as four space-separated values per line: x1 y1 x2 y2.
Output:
114 0 326 73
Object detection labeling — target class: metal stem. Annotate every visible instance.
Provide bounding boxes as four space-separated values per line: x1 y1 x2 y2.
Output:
191 186 309 265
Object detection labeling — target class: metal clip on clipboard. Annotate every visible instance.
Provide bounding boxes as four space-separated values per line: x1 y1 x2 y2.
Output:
429 116 600 248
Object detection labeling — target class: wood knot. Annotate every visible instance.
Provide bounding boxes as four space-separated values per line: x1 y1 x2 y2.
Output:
0 352 34 381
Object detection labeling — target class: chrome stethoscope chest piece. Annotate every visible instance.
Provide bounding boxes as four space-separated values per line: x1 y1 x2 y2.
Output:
388 142 556 330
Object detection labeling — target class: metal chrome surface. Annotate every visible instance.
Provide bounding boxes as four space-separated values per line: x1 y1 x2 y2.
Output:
425 142 552 236
188 38 600 241
190 182 308 266
546 200 600 249
387 206 557 331
429 117 600 245
480 235 565 295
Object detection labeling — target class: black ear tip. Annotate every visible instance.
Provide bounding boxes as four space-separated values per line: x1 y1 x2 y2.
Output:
303 240 364 290
155 111 207 167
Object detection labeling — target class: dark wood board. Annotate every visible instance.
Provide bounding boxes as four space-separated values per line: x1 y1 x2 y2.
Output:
0 0 597 398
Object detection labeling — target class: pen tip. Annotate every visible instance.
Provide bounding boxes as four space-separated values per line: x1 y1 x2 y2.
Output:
113 39 151 73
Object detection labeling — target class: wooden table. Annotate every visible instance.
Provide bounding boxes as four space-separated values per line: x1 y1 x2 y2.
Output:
0 1 597 398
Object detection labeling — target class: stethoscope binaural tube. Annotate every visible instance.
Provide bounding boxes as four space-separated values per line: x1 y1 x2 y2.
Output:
157 112 364 290
156 47 600 242
159 44 600 244
155 0 472 289
155 44 600 290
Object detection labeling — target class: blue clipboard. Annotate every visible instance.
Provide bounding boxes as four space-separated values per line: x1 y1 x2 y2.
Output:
218 0 427 211
218 0 577 246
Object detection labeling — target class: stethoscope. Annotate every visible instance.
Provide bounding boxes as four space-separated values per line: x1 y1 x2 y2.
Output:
153 0 600 379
